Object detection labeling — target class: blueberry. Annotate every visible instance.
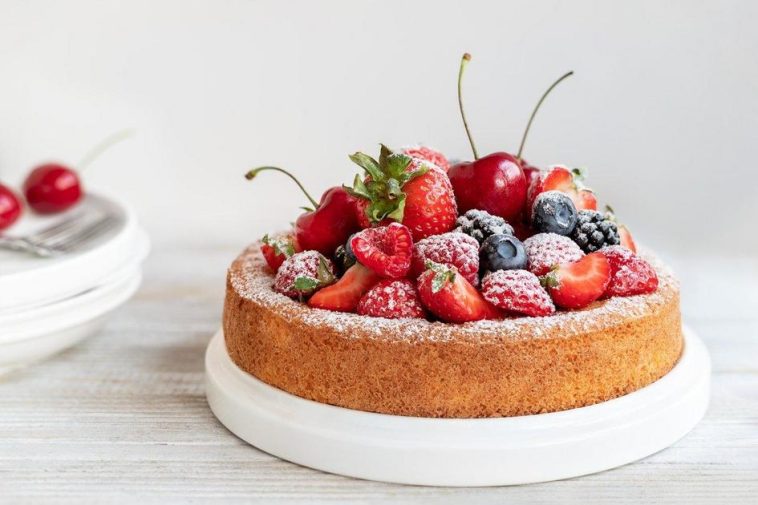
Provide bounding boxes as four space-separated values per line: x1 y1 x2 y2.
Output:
531 191 577 235
334 234 357 272
480 234 527 273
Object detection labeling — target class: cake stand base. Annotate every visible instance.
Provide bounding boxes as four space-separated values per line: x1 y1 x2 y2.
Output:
205 327 710 486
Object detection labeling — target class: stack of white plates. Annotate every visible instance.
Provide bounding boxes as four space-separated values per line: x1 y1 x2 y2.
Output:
0 193 149 375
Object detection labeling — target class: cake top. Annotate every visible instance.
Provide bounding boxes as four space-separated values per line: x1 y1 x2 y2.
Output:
239 53 666 328
229 244 678 344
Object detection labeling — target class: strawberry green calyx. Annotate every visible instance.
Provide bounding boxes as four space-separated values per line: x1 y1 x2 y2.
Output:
262 233 295 258
345 144 429 225
425 260 457 294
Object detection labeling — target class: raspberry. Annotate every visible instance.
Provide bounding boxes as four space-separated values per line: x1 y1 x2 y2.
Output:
402 145 450 172
410 232 480 287
357 279 426 319
350 223 413 278
454 209 514 245
523 233 585 276
598 246 658 297
273 251 336 299
481 270 555 317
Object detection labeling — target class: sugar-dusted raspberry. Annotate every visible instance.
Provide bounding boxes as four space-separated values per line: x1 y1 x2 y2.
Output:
598 246 658 297
523 233 585 276
401 145 450 172
357 279 426 319
410 232 480 286
481 270 555 317
273 251 335 299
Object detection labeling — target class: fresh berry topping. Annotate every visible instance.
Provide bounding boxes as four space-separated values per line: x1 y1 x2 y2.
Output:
531 190 577 236
543 252 611 309
260 233 298 272
619 225 637 253
357 279 426 319
598 246 658 297
410 232 480 286
402 145 450 172
333 233 357 273
308 263 381 312
350 223 413 278
570 210 620 253
454 209 514 245
480 234 528 273
481 270 555 317
273 251 336 299
0 183 23 231
527 166 597 214
523 233 585 276
416 261 501 323
347 145 457 241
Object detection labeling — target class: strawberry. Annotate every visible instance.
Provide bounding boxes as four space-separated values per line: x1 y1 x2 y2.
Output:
260 233 299 272
417 261 501 323
527 165 597 215
308 263 381 312
349 222 413 278
357 279 426 319
346 145 457 241
542 252 611 309
401 145 450 172
598 246 658 297
481 270 555 317
619 226 637 253
273 251 336 299
523 233 585 276
410 232 480 286
605 205 638 253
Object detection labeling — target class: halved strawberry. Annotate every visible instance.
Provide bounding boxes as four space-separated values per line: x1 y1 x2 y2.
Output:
417 261 501 323
527 165 597 215
350 223 413 278
543 252 610 309
260 233 299 272
308 263 381 312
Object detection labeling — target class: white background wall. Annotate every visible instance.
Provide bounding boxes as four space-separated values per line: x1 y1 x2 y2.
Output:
0 0 756 256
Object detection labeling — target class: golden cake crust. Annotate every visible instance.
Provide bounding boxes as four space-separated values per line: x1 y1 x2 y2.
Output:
223 244 683 418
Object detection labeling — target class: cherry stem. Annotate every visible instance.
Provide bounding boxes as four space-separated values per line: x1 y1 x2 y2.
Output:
77 129 135 171
245 166 318 208
516 71 574 161
457 53 478 160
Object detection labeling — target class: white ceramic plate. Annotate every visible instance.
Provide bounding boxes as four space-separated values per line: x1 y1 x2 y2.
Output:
0 270 142 374
0 192 145 312
205 327 710 486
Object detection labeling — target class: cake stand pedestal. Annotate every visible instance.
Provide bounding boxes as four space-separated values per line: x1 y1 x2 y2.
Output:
205 327 710 487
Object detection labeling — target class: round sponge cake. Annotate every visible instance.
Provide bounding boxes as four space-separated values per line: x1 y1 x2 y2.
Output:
223 244 682 418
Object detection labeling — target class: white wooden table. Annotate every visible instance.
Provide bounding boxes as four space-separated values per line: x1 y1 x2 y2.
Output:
1 247 756 504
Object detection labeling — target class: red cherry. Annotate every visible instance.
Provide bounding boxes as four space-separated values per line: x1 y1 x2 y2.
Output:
0 183 23 230
448 153 527 220
246 167 360 256
23 163 82 214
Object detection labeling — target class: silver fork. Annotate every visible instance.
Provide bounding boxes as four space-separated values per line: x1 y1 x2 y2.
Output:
0 214 118 257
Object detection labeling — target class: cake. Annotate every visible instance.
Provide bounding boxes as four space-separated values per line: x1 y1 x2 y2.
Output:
223 54 682 419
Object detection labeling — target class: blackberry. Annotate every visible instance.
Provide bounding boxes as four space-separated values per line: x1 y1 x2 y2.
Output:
454 209 514 245
570 210 620 252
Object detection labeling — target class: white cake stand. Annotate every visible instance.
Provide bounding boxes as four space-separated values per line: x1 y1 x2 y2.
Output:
205 327 710 486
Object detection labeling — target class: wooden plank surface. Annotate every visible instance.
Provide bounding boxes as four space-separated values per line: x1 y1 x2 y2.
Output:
1 248 756 504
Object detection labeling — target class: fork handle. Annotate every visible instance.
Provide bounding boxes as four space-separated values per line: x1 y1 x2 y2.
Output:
0 237 57 257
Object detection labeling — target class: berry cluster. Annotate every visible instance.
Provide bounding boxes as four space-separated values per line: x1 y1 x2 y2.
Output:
250 54 657 323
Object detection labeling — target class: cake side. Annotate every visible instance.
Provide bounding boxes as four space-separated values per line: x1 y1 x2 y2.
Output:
223 246 683 418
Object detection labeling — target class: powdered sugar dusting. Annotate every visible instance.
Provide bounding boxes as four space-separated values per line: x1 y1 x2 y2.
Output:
229 241 679 345
523 233 585 275
411 232 479 286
